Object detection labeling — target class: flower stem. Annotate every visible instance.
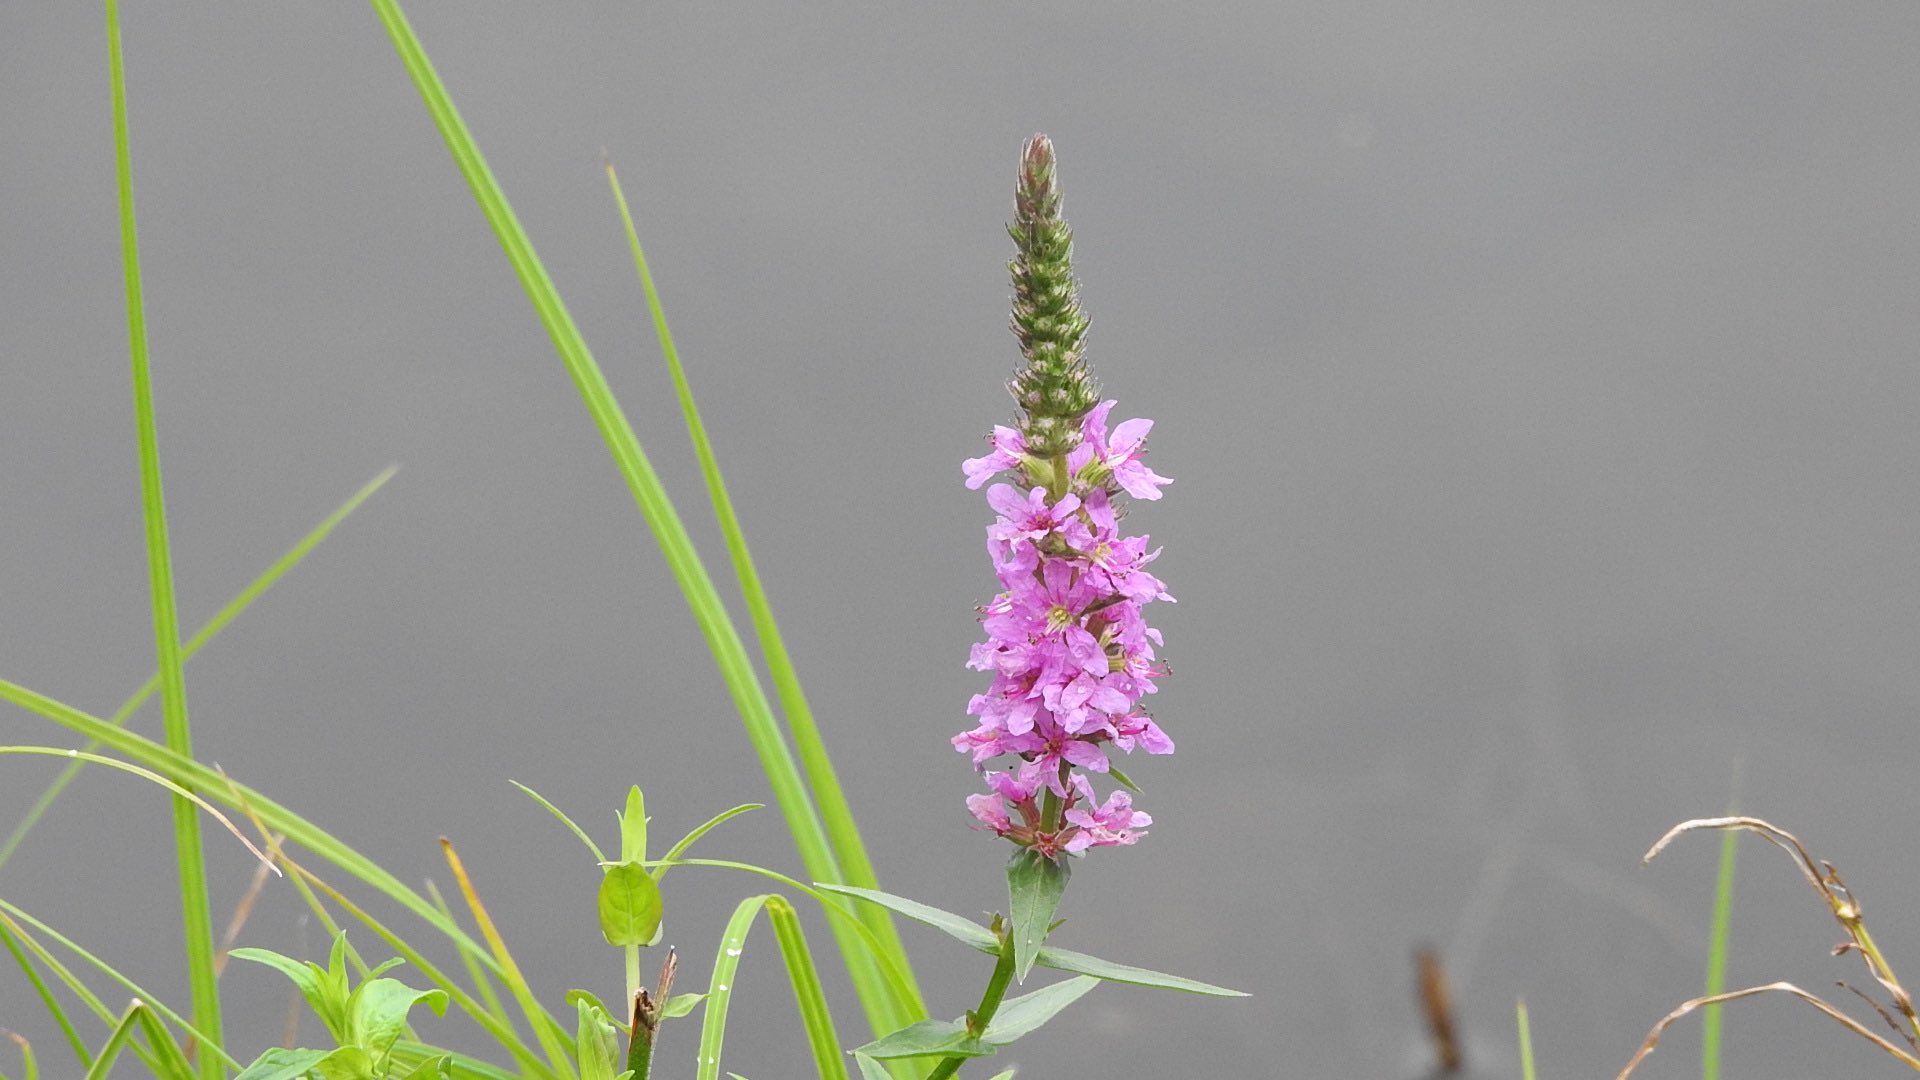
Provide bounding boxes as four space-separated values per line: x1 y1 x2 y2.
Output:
926 935 1019 1080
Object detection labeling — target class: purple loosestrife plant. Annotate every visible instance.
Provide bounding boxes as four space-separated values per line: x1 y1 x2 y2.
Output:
956 135 1174 861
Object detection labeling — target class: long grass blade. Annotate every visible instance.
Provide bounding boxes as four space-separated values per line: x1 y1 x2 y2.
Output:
0 917 89 1068
103 4 219 1071
765 896 850 1080
364 0 921 1043
0 904 241 1072
697 895 849 1080
0 679 540 1029
79 1002 143 1080
440 840 575 1080
1517 998 1538 1080
1701 789 1739 1080
3 1030 37 1080
0 466 396 875
605 161 923 1015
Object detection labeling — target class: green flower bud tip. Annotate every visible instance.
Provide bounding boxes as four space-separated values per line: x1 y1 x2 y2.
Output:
1007 133 1099 458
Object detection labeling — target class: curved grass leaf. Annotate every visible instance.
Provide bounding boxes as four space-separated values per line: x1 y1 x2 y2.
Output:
509 782 606 866
365 0 920 1042
0 466 395 875
696 895 847 1080
605 162 921 1012
104 5 220 1069
1030 945 1247 997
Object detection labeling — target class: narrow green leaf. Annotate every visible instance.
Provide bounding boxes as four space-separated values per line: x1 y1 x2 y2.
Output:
1516 998 1538 1080
659 993 705 1020
105 5 220 1071
618 787 648 865
0 915 89 1068
850 1053 891 1080
0 465 395 875
815 885 997 952
853 1021 994 1061
606 161 923 1017
597 863 664 947
229 948 331 1027
1702 791 1740 1080
510 782 607 866
984 1072 1017 1080
0 903 240 1072
1104 766 1141 795
130 1003 197 1080
765 896 848 1080
395 1056 453 1080
366 0 922 1043
1030 945 1247 997
4 1030 38 1080
655 805 762 882
233 1048 338 1080
576 999 623 1080
981 976 1099 1045
1006 851 1069 982
79 1004 142 1080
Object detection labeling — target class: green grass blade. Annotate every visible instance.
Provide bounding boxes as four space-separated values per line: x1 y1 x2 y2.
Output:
104 5 219 1071
296 864 546 1078
0 679 542 1032
0 904 241 1073
79 1002 143 1080
440 840 575 1080
427 879 516 1038
696 896 849 1080
508 782 606 866
0 466 396 875
1 748 274 871
0 916 90 1068
1517 998 1538 1080
365 0 835 884
1702 799 1740 1080
605 162 923 1015
766 896 851 1080
132 1002 198 1080
4 1029 38 1080
365 0 919 1043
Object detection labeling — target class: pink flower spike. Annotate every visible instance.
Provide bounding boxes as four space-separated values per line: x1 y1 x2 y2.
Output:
963 426 1028 489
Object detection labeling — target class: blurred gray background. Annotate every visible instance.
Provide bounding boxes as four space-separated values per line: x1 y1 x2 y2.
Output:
6 4 1920 1077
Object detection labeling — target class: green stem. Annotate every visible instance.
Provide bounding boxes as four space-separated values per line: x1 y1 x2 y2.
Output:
1048 454 1071 501
926 940 1018 1080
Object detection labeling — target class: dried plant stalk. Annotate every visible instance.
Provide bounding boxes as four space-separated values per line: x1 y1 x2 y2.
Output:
1617 816 1920 1077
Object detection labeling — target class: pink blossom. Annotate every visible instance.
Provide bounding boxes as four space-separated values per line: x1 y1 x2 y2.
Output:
962 426 1028 489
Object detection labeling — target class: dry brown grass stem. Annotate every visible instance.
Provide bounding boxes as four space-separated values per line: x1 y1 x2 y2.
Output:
1616 982 1920 1078
1617 816 1920 1078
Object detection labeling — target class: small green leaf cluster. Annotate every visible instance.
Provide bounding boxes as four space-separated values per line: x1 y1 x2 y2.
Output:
229 935 450 1080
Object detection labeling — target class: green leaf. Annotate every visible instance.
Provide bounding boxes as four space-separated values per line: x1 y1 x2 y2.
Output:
983 1071 1018 1080
510 782 607 866
346 978 449 1060
233 1048 345 1080
850 1053 891 1080
655 805 763 882
660 993 705 1020
981 976 1099 1045
618 787 648 865
1006 851 1069 982
853 1020 994 1061
232 1045 337 1076
230 948 339 1039
564 990 620 1030
597 863 664 947
1104 766 1141 795
815 886 996 951
1033 945 1247 997
309 1046 377 1080
575 999 622 1080
393 1056 453 1080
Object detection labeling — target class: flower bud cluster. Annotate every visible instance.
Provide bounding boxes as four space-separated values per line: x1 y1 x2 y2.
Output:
956 402 1173 856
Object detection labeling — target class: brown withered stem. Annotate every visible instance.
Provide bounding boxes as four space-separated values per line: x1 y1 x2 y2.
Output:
1617 816 1920 1078
1415 945 1464 1074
